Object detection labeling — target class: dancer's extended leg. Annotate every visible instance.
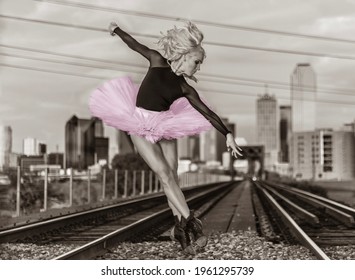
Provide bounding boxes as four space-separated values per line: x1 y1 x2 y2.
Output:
160 139 208 248
130 135 190 219
159 139 182 220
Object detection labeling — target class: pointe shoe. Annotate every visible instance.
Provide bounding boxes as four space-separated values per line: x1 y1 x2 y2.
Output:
170 216 196 255
186 210 208 248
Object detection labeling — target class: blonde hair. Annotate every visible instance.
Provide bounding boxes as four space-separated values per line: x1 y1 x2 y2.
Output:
157 21 206 62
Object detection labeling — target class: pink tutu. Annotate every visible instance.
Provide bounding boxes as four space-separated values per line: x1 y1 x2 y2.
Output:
89 76 213 143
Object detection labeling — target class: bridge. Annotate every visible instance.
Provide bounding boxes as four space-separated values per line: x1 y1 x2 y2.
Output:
227 145 265 179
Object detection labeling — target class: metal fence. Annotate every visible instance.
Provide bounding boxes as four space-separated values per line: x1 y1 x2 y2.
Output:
0 166 230 218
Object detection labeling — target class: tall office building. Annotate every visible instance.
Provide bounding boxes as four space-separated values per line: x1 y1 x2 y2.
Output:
291 129 354 180
177 137 190 159
189 135 200 161
117 130 135 155
38 142 47 156
177 135 201 161
280 106 292 162
94 120 104 137
23 138 37 156
200 118 234 163
65 115 108 169
104 126 119 166
0 125 12 170
291 63 317 132
23 138 47 156
95 137 109 164
9 153 19 168
198 130 215 162
104 126 135 166
344 120 355 168
256 93 278 170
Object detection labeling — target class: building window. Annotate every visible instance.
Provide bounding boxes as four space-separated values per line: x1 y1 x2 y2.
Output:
323 166 332 172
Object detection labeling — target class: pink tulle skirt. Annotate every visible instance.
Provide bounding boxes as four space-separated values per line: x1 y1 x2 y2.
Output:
89 76 212 143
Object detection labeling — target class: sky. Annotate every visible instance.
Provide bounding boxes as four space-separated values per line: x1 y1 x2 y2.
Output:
1 0 355 153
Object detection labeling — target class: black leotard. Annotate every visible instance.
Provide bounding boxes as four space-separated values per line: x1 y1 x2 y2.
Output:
113 26 232 137
136 67 184 111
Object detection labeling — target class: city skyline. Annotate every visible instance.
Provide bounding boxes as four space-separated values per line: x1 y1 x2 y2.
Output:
2 0 355 153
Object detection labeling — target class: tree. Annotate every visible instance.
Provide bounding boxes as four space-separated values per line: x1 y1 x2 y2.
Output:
111 153 152 171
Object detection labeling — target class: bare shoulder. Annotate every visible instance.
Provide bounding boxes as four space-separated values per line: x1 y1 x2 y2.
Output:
149 50 169 67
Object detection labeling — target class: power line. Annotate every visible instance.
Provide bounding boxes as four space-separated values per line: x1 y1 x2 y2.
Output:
200 87 354 107
0 52 323 97
2 61 355 107
0 52 146 75
205 41 355 62
2 14 355 62
2 43 355 97
0 14 106 33
34 0 355 45
0 43 144 68
3 51 297 94
201 73 355 97
0 62 106 80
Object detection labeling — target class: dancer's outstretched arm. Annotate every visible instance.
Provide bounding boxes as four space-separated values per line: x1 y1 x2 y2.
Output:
180 79 242 158
108 22 163 64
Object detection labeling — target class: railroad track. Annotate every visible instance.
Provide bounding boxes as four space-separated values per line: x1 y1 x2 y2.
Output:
0 181 235 259
252 180 355 260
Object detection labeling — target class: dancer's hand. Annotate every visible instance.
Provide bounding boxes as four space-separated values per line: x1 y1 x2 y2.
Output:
226 133 243 159
108 22 118 36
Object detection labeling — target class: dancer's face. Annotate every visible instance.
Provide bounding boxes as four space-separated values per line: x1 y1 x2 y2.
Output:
176 48 204 77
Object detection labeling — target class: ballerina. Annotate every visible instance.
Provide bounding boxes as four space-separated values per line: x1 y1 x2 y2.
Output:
89 21 242 255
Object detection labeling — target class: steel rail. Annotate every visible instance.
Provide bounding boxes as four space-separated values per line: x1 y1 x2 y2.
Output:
262 184 319 224
254 182 330 260
271 182 355 216
54 181 235 259
265 182 355 227
0 182 226 243
0 192 163 243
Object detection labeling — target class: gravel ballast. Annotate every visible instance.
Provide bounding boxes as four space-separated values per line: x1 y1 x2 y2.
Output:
100 231 316 260
0 230 312 260
0 243 78 260
1 230 354 260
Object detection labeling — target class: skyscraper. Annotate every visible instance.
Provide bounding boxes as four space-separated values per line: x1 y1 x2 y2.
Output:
117 130 135 155
199 130 217 162
38 142 47 156
189 135 200 161
0 125 12 170
291 63 317 132
65 115 108 169
177 135 200 161
23 138 46 156
23 137 37 156
104 126 135 167
256 93 278 170
280 105 292 162
200 118 234 163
